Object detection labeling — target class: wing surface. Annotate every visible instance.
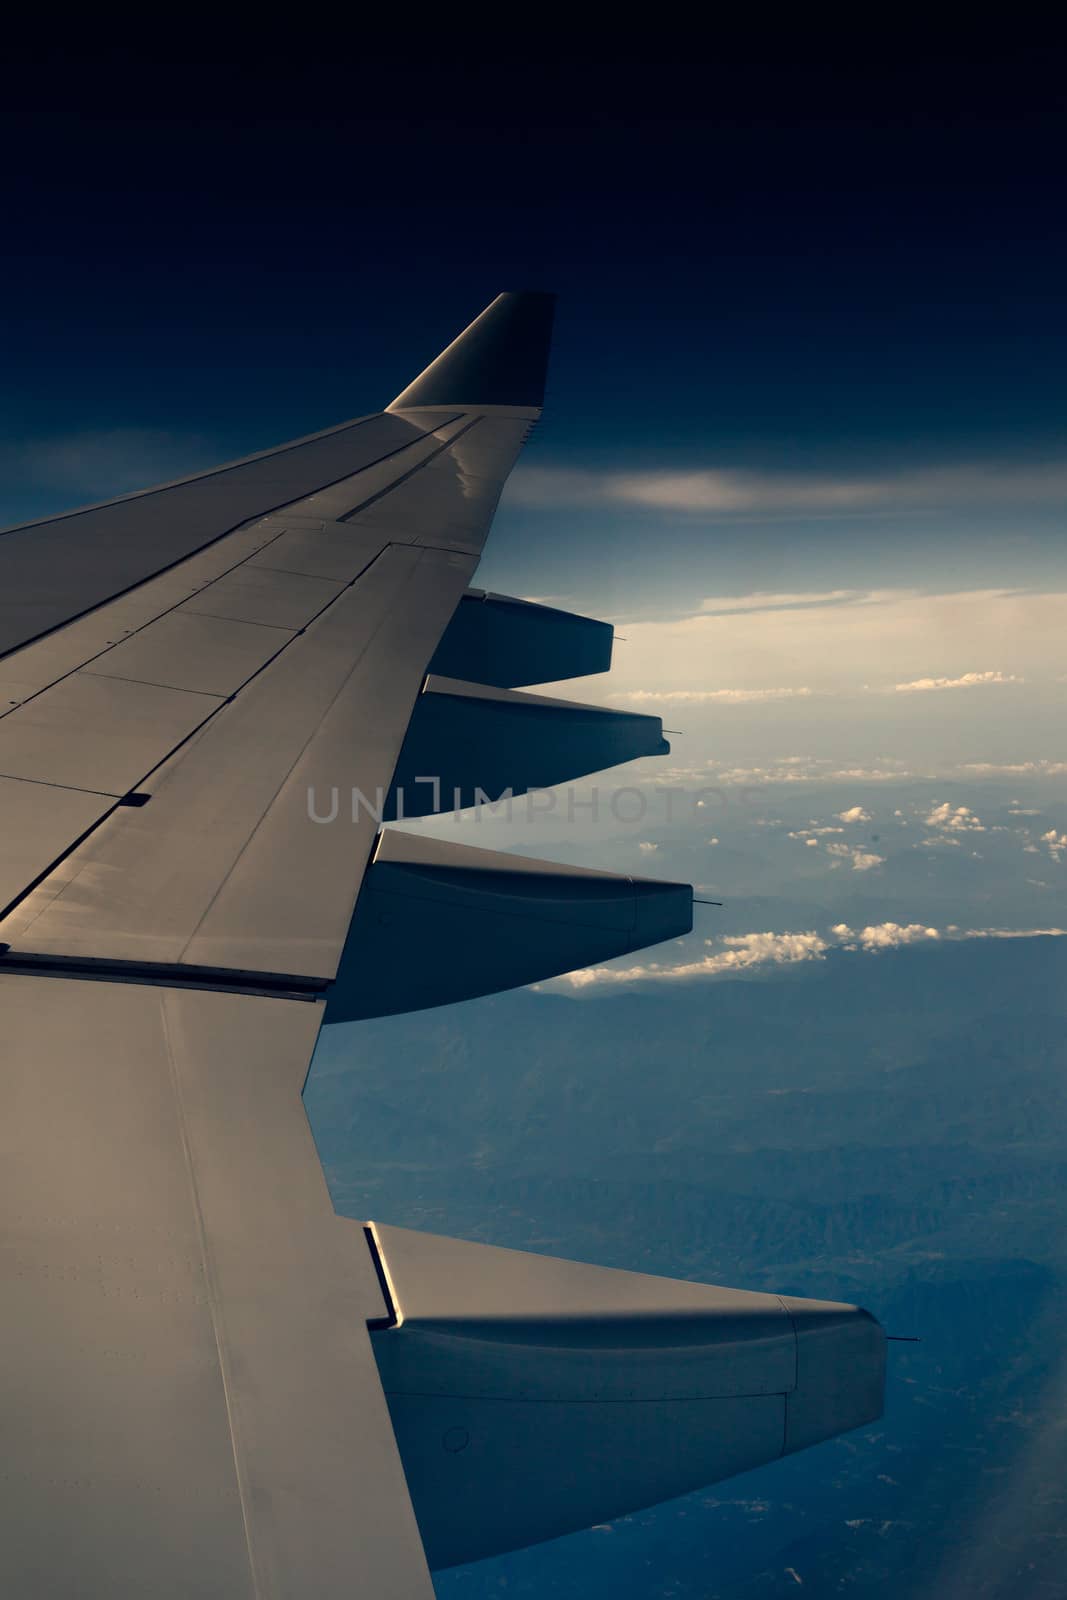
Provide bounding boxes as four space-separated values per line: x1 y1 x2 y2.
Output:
0 387 531 957
0 294 569 1597
1 976 434 1598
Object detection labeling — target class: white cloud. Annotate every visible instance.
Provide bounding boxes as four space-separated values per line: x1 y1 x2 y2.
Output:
555 930 830 988
1041 829 1067 862
637 841 659 853
893 670 1023 694
836 806 872 823
828 767 914 782
701 760 910 786
833 921 940 950
788 826 844 838
550 923 1066 989
825 842 884 871
610 687 814 704
925 802 985 833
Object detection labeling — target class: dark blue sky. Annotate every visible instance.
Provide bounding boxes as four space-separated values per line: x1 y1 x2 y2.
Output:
3 46 1066 598
5 48 1067 448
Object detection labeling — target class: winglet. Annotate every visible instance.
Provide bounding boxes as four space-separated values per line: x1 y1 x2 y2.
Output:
387 291 555 410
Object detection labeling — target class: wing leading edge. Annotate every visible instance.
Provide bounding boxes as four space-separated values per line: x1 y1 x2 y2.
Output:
0 294 885 1595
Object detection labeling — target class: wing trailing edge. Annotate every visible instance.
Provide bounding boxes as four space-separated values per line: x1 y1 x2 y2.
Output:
361 1222 887 1569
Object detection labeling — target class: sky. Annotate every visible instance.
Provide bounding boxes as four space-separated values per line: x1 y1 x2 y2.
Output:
4 49 1066 702
4 48 1066 600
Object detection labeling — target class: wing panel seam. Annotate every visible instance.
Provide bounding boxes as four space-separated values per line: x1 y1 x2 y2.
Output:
0 419 457 664
0 950 326 997
338 416 483 522
158 992 262 1597
0 546 402 921
172 548 433 964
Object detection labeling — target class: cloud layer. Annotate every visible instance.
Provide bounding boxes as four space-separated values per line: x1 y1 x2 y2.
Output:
549 923 1067 990
1 428 216 503
893 670 1022 693
559 587 1067 710
510 462 1067 517
611 686 814 704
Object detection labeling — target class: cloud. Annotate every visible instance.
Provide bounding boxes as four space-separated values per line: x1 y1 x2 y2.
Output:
637 841 659 853
925 802 985 833
562 589 1066 714
1041 829 1067 862
644 756 1067 792
893 670 1023 693
610 687 814 704
961 761 1067 776
825 842 884 871
549 923 1066 989
0 427 217 501
697 591 869 616
701 760 912 785
832 921 940 950
555 930 831 988
509 461 1067 517
836 806 872 823
826 767 914 782
614 470 892 514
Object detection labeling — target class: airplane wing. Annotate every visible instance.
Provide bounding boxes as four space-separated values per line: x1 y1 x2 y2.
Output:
0 294 885 1596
